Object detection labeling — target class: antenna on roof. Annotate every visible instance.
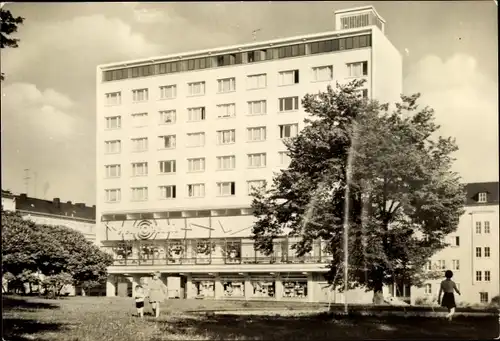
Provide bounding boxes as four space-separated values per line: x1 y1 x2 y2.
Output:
23 169 31 196
252 29 261 41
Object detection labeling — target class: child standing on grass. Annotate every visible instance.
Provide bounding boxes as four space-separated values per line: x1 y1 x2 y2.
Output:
438 270 461 321
134 285 145 318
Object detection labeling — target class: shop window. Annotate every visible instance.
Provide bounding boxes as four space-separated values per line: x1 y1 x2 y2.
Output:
195 239 215 265
282 280 308 298
251 280 275 298
193 280 215 298
223 280 245 297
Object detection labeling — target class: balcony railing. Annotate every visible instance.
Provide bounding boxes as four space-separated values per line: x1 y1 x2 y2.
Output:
111 255 328 267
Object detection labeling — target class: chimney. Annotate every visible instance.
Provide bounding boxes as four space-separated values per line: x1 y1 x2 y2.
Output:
53 198 60 206
67 201 72 205
20 193 27 200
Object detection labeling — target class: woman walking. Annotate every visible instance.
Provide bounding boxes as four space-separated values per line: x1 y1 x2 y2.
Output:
148 272 167 318
438 270 461 321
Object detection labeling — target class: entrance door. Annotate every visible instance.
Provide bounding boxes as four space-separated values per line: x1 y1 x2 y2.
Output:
117 282 129 297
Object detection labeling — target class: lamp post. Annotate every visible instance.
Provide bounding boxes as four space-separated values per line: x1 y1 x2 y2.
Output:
342 119 359 315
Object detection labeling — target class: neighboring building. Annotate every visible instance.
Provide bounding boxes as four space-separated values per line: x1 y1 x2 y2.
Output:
15 194 97 243
1 190 16 212
95 6 402 302
3 193 98 295
414 182 500 305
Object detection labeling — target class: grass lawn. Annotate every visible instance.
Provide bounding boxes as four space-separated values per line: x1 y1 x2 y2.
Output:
2 295 499 341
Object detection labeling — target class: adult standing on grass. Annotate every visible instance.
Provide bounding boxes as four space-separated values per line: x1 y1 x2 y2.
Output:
438 270 461 321
148 271 167 318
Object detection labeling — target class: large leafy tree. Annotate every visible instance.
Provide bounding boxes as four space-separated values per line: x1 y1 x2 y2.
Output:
2 211 113 292
251 80 465 299
1 7 25 81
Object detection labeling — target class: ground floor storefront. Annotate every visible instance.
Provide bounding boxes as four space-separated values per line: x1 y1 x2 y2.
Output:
106 271 380 304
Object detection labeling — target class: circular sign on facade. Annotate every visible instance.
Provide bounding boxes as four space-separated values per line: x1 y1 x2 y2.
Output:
133 220 158 240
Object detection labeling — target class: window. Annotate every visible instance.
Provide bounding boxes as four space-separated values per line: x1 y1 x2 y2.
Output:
159 110 176 124
160 85 177 99
480 292 489 303
454 236 460 247
217 103 236 118
279 124 299 138
247 180 266 194
158 135 176 149
279 151 291 167
131 112 148 127
105 165 121 178
437 260 446 270
131 187 148 201
188 158 205 172
247 100 267 115
478 192 487 203
159 160 176 174
424 284 432 295
105 116 121 129
132 88 148 102
217 78 236 93
159 185 176 199
247 127 266 142
484 221 490 233
131 138 148 152
247 74 267 89
476 271 482 281
188 81 205 96
216 129 236 145
188 107 206 122
217 155 236 170
278 96 299 112
347 61 368 77
187 184 205 198
105 140 121 154
187 132 205 147
312 65 333 82
105 189 121 203
131 162 148 176
217 182 236 196
484 247 490 257
485 271 491 282
356 89 369 98
452 259 460 271
476 221 481 234
278 70 299 86
425 261 432 271
105 92 121 106
476 247 482 257
248 153 266 168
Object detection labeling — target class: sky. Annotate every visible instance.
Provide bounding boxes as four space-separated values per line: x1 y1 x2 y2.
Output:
1 1 498 205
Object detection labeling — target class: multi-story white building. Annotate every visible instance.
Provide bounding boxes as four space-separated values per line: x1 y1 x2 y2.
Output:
96 6 403 302
413 182 499 305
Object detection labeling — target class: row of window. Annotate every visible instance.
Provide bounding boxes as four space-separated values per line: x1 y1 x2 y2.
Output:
103 97 308 129
475 221 491 234
104 180 265 202
103 62 369 106
423 284 490 303
426 260 462 271
105 153 289 179
475 247 492 258
102 34 372 82
104 125 299 153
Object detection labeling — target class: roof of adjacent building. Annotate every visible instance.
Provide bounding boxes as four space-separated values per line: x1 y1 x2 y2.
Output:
14 194 96 221
464 182 499 206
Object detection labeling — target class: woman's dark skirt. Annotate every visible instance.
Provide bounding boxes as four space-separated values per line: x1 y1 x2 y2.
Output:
441 292 456 309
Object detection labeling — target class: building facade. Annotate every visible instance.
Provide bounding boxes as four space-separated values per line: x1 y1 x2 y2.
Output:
413 182 499 305
95 6 403 302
